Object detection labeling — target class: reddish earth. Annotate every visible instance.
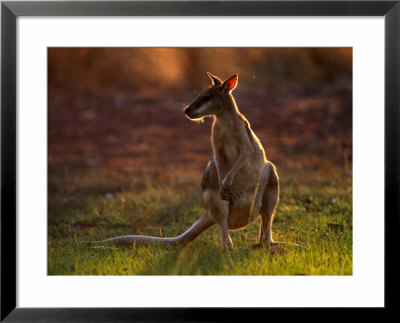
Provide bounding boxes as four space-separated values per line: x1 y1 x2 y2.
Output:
48 81 352 179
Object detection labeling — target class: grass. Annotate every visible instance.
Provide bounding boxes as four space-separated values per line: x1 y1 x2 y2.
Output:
48 167 352 275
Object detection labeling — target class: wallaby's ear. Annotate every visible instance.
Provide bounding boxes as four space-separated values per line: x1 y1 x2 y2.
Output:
207 72 222 86
222 74 238 93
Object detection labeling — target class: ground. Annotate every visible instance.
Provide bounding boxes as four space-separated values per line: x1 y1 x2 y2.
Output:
48 82 352 275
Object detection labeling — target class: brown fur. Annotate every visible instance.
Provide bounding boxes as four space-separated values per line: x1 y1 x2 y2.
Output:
98 72 281 249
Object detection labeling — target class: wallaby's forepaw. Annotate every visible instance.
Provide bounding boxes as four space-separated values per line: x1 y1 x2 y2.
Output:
220 180 231 200
220 185 230 200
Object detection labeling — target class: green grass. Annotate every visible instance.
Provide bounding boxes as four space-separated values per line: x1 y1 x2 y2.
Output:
48 168 352 275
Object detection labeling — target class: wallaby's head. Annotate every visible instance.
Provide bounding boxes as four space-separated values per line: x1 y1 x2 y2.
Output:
184 72 238 121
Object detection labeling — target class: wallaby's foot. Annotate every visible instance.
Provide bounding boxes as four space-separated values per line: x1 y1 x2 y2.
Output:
221 241 234 250
251 241 300 249
220 244 234 252
269 241 300 247
220 235 234 250
250 243 286 256
219 223 234 250
251 243 265 249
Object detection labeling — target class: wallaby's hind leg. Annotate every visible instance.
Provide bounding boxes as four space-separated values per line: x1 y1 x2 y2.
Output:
257 163 299 248
259 163 280 245
204 189 233 249
202 161 233 249
219 216 233 250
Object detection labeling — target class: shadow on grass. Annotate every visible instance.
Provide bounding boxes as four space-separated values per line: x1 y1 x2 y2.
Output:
48 168 352 275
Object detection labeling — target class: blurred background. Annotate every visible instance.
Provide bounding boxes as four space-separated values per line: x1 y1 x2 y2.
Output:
48 48 352 179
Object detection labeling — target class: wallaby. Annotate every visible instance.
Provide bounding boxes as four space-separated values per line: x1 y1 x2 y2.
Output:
99 72 280 249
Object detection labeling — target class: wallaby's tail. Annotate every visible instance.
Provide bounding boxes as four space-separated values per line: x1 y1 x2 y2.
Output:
96 213 214 246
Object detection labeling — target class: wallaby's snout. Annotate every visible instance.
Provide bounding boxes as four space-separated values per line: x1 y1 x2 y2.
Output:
184 103 206 120
184 105 195 118
184 96 210 120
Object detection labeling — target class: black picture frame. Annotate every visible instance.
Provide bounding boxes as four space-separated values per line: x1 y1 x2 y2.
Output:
1 1 399 321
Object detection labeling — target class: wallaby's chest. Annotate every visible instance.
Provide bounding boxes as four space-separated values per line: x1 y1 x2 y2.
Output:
212 129 239 168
